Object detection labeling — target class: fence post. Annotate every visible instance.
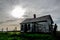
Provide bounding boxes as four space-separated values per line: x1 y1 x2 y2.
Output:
14 27 17 31
2 28 3 32
6 27 8 31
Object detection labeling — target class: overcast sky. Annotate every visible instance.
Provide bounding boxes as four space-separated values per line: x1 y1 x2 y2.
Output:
0 0 60 31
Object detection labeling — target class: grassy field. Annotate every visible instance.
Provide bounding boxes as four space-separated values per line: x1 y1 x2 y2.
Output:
0 31 60 40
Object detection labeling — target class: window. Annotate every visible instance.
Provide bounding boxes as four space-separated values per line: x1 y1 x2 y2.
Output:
21 24 24 32
24 24 27 32
27 23 33 32
30 24 33 32
27 24 30 32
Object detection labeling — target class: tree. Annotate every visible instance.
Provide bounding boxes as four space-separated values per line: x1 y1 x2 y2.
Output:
53 24 58 35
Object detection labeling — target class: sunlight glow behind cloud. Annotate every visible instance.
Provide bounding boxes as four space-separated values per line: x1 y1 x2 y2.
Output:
11 6 26 18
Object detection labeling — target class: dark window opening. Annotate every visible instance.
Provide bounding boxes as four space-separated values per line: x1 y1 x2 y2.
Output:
24 24 27 32
21 24 24 32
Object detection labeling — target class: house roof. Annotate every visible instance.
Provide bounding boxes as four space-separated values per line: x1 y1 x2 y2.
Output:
20 15 53 24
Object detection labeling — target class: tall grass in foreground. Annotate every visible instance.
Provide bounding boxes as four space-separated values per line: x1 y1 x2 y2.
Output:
0 32 56 40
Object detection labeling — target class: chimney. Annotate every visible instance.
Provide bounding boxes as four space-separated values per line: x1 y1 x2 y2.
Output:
34 14 36 18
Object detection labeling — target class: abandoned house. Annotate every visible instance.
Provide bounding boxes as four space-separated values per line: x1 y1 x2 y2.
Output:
20 14 56 33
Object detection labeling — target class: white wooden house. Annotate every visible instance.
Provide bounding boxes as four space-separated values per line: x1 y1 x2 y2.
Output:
20 14 54 33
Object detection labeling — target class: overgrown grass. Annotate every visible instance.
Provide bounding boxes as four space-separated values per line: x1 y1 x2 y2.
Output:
0 32 56 40
20 33 55 40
